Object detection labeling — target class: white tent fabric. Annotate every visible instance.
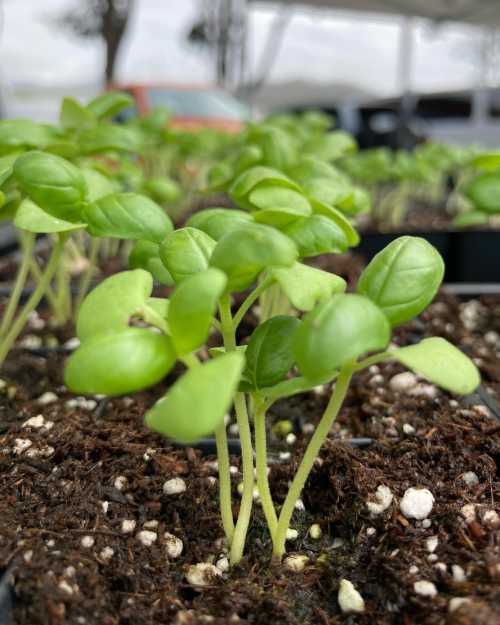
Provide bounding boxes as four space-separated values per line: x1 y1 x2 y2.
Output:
251 0 500 26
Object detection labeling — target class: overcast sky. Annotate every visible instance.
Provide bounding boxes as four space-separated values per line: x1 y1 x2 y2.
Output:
0 0 485 118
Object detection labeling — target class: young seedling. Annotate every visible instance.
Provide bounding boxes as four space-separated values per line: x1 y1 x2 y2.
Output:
64 224 480 567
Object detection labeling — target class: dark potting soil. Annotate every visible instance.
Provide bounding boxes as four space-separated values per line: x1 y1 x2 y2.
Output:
0 292 499 625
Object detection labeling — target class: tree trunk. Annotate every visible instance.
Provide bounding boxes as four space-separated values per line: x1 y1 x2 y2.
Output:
102 0 134 84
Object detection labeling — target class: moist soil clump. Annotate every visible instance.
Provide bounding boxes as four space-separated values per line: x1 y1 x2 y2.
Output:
0 292 499 625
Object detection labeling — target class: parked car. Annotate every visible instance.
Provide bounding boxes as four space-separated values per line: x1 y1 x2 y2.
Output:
111 83 250 132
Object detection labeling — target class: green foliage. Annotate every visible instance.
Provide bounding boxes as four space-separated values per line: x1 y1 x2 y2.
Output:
210 224 298 292
357 236 444 326
294 294 390 382
145 352 244 443
271 262 345 311
14 198 86 233
129 240 174 285
65 328 175 396
76 269 153 341
159 227 216 283
86 91 135 120
168 268 227 355
187 208 253 241
0 120 55 154
392 337 480 395
464 171 500 214
242 316 300 390
78 125 143 155
13 150 87 222
85 192 172 242
282 214 348 257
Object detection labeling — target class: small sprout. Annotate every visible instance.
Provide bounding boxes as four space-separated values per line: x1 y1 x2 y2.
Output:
185 563 221 588
163 478 187 496
338 579 365 614
400 488 434 520
164 533 183 559
284 554 309 572
309 524 322 540
413 580 438 598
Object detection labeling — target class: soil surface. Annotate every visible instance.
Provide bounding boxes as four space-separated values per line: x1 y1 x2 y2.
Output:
0 286 499 624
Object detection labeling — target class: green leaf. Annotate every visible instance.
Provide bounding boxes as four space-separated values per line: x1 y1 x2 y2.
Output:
64 328 176 396
229 166 301 210
243 315 300 390
392 337 480 395
453 211 489 228
294 294 390 382
210 223 298 292
160 227 216 284
0 120 54 153
13 150 87 222
464 172 500 214
187 208 254 241
144 297 169 320
168 268 227 355
129 240 174 285
272 262 346 311
86 91 135 119
282 214 348 257
470 151 500 171
14 198 86 233
60 97 96 131
357 236 444 327
309 197 359 246
78 125 142 155
0 152 22 187
143 177 181 204
85 192 172 243
144 352 244 443
81 168 117 202
77 269 153 341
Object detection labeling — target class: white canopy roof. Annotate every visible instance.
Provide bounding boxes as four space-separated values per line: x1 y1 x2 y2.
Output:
251 0 500 26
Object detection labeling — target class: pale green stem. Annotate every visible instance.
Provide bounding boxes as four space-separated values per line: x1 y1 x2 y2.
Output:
253 398 278 537
229 392 254 565
232 276 274 330
214 422 235 544
75 238 101 313
54 253 71 326
0 231 34 338
28 257 59 315
354 351 392 372
272 362 355 560
0 234 67 368
219 294 255 565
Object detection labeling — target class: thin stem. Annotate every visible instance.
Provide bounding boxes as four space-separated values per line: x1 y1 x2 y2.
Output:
253 398 278 537
260 372 339 402
0 231 34 338
0 234 67 368
272 362 355 560
354 351 392 372
229 392 254 566
54 253 71 326
75 238 101 313
29 256 60 315
214 422 235 544
218 294 255 565
232 275 274 330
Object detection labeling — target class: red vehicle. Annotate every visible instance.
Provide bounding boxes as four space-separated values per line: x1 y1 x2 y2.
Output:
112 83 250 132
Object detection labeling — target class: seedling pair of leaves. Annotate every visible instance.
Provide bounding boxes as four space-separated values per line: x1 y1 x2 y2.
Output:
64 232 480 563
454 156 500 227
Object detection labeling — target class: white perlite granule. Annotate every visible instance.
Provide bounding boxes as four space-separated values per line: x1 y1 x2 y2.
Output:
338 579 365 613
366 485 393 515
414 581 437 598
185 563 221 587
400 488 434 520
163 478 187 495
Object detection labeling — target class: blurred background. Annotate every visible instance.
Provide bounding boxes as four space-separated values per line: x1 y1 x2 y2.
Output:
3 0 500 148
